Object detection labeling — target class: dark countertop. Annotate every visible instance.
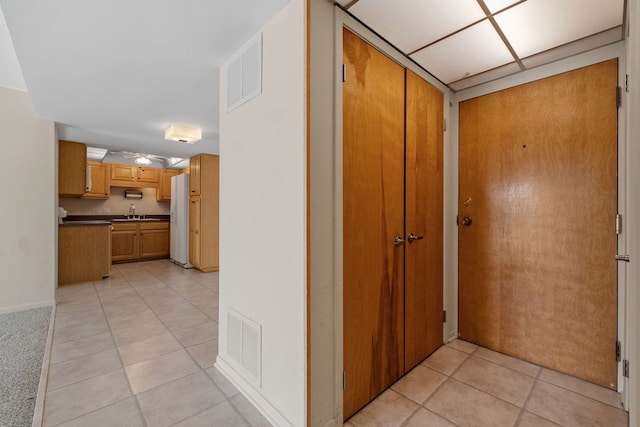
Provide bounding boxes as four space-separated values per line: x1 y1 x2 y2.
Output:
64 214 170 222
59 220 111 227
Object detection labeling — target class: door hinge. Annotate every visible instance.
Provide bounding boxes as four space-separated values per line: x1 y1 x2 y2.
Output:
625 74 630 92
616 214 623 235
616 86 622 108
443 118 447 132
616 340 621 362
456 215 459 226
342 64 347 83
443 310 447 323
623 360 629 378
342 371 346 389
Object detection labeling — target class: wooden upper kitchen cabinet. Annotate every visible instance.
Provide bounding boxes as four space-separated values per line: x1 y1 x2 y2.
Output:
189 154 201 195
110 163 160 188
157 169 179 201
111 163 137 181
189 154 219 272
59 140 87 197
82 161 110 199
137 167 159 183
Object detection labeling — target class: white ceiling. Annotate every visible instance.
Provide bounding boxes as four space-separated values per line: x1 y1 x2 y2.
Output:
0 0 626 159
0 0 291 159
338 0 625 90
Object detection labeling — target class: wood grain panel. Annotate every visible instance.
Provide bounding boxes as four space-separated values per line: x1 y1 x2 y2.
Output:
459 59 618 388
343 28 405 418
137 167 159 183
157 169 179 201
58 140 86 197
111 163 136 181
82 161 110 199
140 229 170 258
404 70 444 370
198 154 220 272
190 195 202 268
59 225 111 285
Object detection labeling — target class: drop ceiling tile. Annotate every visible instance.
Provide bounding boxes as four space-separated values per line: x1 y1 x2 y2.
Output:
349 0 486 53
494 0 624 59
521 26 623 69
483 0 523 14
410 20 514 84
449 62 521 91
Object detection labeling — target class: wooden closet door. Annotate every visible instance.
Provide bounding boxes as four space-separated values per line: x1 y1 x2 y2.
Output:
404 70 444 370
343 28 406 419
459 60 618 388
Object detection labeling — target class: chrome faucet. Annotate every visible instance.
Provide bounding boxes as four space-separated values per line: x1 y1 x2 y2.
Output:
128 204 136 219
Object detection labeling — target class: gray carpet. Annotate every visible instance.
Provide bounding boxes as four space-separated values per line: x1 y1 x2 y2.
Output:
0 306 51 427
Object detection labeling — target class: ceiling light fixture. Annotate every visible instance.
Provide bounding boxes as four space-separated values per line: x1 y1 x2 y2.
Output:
165 124 202 144
135 156 152 165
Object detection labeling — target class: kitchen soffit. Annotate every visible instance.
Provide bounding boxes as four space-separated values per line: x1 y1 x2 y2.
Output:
339 0 625 89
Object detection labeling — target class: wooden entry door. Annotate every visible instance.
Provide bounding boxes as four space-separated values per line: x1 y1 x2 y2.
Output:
343 29 444 419
458 60 618 388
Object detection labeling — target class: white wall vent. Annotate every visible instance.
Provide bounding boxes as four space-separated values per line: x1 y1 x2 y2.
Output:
227 33 262 112
226 307 262 386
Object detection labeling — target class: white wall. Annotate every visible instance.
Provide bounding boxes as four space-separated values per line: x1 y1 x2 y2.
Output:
0 86 56 313
216 1 306 426
308 1 338 426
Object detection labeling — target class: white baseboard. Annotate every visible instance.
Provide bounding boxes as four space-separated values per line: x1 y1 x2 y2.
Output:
32 304 56 427
215 356 294 427
0 300 56 315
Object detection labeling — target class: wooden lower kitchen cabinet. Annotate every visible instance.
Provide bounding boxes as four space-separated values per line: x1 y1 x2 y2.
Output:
139 222 170 258
111 222 139 261
112 221 169 262
58 222 111 285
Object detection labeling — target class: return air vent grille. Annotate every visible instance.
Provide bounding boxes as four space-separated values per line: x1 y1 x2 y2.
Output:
227 33 262 112
226 308 262 385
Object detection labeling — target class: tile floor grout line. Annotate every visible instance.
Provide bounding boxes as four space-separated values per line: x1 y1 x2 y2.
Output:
116 262 228 426
465 350 540 377
138 262 238 426
44 276 142 427
535 374 627 412
417 349 468 427
463 345 626 412
95 275 151 427
512 365 543 427
48 395 142 427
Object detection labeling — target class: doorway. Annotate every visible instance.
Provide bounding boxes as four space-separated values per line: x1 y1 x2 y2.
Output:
458 59 619 389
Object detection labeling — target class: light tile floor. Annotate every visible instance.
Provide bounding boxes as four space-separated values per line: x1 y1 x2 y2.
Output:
346 339 629 427
45 259 629 427
43 259 270 427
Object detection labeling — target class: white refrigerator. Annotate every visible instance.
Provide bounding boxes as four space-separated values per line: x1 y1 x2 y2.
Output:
170 174 193 268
